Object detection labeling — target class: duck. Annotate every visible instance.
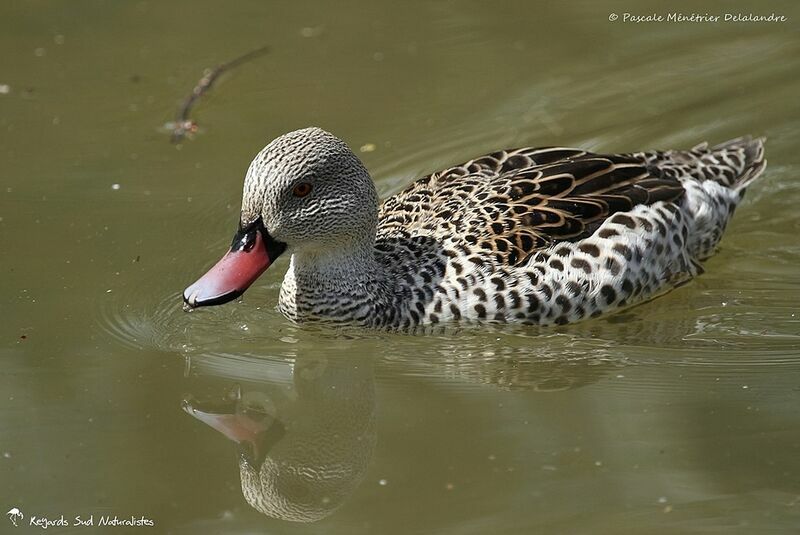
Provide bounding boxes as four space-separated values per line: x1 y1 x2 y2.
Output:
183 127 766 330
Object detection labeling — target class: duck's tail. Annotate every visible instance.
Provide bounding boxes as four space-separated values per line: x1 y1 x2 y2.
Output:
632 136 766 195
702 136 766 193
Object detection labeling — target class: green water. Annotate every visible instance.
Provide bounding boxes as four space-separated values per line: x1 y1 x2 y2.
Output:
2 1 799 533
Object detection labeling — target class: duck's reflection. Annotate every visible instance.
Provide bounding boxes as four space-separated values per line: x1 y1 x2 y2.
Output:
183 355 376 522
179 339 623 523
168 286 719 526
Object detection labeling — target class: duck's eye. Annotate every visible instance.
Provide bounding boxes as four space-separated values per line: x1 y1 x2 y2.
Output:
292 182 313 198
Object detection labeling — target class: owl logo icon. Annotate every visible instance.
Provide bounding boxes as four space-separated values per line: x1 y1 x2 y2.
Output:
6 508 23 527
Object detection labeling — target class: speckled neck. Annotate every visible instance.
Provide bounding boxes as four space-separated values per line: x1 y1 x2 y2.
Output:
292 241 380 285
278 240 392 324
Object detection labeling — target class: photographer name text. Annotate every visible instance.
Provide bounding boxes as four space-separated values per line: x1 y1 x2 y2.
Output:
610 12 787 23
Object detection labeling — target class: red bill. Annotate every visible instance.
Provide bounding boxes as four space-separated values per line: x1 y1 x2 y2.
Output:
183 218 286 308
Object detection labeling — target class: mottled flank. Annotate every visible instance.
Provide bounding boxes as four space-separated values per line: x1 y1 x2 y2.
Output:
238 128 766 330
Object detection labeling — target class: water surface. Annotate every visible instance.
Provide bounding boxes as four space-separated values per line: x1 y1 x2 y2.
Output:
2 1 799 533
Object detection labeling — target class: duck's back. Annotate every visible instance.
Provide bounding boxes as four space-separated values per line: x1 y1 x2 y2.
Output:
373 137 765 328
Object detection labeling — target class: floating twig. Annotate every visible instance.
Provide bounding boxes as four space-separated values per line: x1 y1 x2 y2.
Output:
169 45 270 143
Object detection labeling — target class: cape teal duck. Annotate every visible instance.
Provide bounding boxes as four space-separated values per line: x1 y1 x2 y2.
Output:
183 128 766 330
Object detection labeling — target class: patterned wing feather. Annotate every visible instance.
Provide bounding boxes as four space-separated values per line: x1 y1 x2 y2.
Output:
377 147 685 266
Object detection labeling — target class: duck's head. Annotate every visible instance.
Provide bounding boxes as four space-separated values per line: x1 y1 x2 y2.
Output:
183 127 378 308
